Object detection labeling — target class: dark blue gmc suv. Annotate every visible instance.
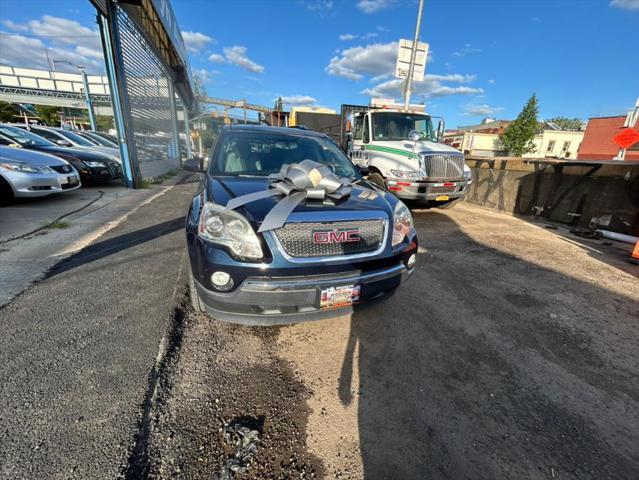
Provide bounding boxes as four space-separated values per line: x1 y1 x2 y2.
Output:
184 125 417 325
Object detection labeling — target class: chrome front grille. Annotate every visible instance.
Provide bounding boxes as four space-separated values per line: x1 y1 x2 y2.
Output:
274 219 386 258
423 154 465 180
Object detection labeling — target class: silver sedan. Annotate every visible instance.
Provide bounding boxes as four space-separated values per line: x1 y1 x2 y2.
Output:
0 146 80 204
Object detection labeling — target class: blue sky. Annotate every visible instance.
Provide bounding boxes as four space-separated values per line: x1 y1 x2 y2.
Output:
0 0 638 127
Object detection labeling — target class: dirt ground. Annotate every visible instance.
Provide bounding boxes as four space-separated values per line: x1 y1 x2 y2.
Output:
144 202 639 480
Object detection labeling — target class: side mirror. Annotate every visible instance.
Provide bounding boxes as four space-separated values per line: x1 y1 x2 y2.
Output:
408 130 421 142
357 165 370 176
183 157 204 173
436 119 446 143
57 139 72 147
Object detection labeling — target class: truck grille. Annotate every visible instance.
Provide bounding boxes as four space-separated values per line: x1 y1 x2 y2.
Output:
274 219 386 258
423 154 465 180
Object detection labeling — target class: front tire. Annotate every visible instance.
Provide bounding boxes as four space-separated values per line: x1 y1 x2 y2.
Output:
0 177 14 207
367 172 386 189
187 261 205 313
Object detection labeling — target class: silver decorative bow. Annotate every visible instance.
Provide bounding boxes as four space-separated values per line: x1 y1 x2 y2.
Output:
225 159 353 232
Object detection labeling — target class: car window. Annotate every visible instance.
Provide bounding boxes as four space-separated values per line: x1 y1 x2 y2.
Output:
211 131 359 178
57 130 95 147
31 128 62 143
0 126 55 147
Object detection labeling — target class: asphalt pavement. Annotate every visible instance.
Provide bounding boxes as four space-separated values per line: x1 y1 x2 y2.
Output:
1 186 638 479
0 176 198 479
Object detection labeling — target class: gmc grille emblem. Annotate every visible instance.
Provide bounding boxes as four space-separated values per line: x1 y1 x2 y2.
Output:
312 228 361 244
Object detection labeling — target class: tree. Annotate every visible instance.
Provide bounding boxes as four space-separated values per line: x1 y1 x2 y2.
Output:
501 94 539 156
545 116 584 131
95 115 114 132
0 101 18 122
273 96 283 112
34 105 61 126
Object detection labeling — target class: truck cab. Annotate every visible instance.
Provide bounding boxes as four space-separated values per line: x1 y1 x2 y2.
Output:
345 104 472 207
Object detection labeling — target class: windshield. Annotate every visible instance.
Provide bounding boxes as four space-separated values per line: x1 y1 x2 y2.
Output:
371 112 436 141
57 129 95 147
84 132 116 147
211 131 359 178
0 126 55 147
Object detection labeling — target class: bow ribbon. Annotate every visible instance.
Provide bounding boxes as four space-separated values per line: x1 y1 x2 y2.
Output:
225 159 353 232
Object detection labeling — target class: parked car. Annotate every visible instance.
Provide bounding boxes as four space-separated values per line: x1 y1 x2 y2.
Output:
75 131 118 148
90 131 119 145
0 145 80 205
0 125 122 184
183 125 418 325
14 125 121 161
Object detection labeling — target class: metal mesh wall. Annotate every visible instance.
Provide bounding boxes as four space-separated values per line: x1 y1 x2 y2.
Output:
115 6 182 179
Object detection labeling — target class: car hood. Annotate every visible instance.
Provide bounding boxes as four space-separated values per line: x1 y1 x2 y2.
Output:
0 145 70 166
32 145 115 162
206 176 394 225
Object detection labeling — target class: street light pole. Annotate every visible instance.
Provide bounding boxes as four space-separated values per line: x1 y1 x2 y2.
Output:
403 0 425 111
53 60 97 130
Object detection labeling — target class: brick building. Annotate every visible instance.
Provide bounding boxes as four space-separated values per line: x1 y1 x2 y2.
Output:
577 113 639 161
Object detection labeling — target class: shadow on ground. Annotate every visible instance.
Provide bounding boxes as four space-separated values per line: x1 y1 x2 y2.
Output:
338 211 639 479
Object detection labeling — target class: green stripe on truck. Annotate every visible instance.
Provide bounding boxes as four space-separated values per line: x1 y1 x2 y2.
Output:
363 145 418 159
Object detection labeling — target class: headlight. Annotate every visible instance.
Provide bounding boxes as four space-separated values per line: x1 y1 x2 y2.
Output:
198 202 263 260
463 163 472 182
390 169 422 180
392 200 414 247
0 162 54 174
84 161 105 168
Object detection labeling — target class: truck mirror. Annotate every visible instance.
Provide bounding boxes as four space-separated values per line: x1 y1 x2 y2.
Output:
436 119 446 142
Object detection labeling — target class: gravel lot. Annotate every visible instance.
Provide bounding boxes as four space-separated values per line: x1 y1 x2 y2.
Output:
142 202 639 480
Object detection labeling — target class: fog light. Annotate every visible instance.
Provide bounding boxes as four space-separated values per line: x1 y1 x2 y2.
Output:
407 253 416 268
211 271 232 288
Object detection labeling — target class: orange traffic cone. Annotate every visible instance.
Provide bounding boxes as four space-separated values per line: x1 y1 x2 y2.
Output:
633 239 639 261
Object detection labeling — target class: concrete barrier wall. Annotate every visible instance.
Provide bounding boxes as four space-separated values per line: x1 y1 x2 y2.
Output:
464 156 639 236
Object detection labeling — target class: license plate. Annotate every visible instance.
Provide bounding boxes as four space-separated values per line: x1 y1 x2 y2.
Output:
435 195 449 201
320 285 361 310
68 175 78 184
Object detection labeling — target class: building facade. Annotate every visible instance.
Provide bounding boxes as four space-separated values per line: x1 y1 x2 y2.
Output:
577 112 639 161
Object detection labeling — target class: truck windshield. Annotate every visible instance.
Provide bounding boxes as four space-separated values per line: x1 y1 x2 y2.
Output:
372 112 436 141
212 131 359 178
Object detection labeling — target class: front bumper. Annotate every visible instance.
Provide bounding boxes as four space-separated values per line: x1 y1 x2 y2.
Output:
194 262 414 325
3 171 81 197
387 179 470 200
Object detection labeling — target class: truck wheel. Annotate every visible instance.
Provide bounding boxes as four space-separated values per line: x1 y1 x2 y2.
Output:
187 262 205 313
367 172 386 189
434 198 461 209
0 177 14 207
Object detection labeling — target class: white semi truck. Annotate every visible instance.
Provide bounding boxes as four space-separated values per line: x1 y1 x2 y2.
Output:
339 100 472 207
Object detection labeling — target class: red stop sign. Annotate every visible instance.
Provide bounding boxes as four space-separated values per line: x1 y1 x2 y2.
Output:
613 128 639 149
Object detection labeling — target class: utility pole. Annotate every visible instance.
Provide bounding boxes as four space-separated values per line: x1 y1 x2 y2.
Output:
403 0 424 111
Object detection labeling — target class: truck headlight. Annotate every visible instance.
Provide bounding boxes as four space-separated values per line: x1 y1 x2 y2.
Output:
392 200 415 247
463 164 472 182
198 202 263 260
390 169 422 180
0 162 54 174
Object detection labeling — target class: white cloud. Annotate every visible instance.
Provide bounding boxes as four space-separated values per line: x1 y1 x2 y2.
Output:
376 25 390 32
1 19 29 32
0 15 105 72
488 79 496 84
326 41 397 80
362 74 483 99
339 33 357 41
208 53 225 63
306 0 334 13
462 104 504 116
280 94 317 106
222 45 264 73
362 32 378 39
357 0 396 14
452 43 482 57
610 0 639 9
181 30 215 53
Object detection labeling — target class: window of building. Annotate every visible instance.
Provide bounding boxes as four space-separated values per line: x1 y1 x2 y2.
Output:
546 140 555 152
562 141 571 152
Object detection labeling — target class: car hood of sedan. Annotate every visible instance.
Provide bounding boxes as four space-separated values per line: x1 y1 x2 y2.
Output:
0 145 71 166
